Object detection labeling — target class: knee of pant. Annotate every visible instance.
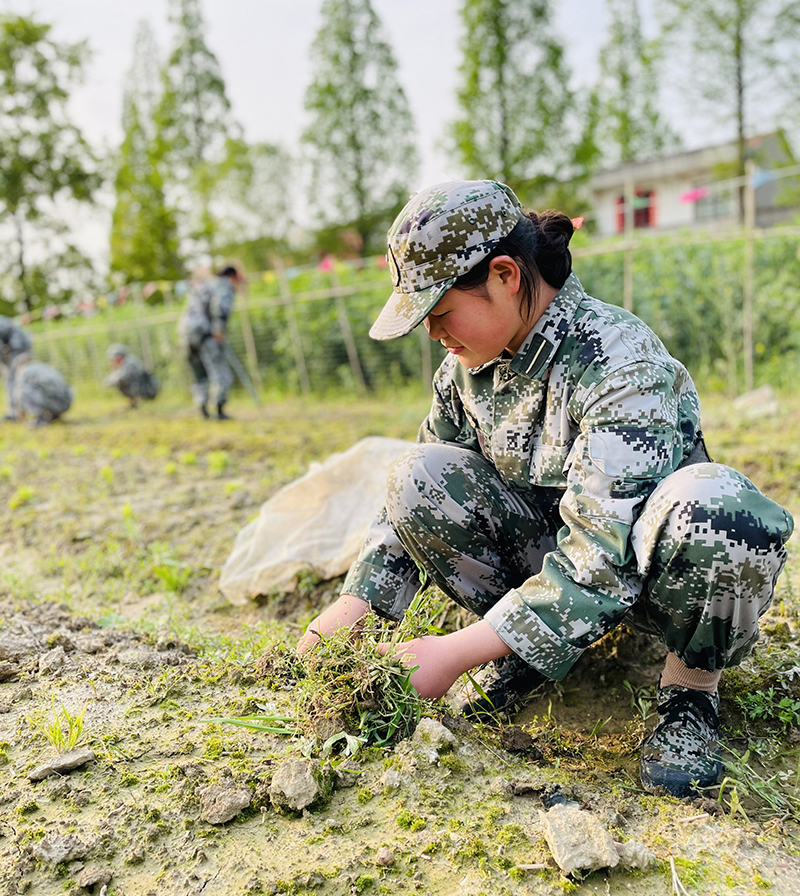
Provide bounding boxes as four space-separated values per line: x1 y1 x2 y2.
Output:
385 443 466 529
642 462 792 547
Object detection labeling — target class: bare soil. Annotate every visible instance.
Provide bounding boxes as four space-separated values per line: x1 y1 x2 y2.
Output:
0 391 798 896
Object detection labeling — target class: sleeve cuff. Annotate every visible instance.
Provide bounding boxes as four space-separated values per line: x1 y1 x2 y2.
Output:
342 560 420 622
485 590 585 680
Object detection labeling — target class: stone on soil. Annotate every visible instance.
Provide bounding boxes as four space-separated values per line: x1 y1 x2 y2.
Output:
270 759 324 812
539 803 619 875
199 783 253 824
28 748 95 781
32 833 88 864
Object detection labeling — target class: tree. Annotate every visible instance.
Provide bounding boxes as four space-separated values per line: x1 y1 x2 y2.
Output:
302 0 419 254
595 0 679 165
449 0 585 201
659 0 800 217
155 0 236 255
0 15 101 312
212 137 294 268
110 21 184 283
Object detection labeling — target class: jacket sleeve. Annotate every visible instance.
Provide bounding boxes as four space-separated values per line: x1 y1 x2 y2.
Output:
209 280 235 337
485 360 683 679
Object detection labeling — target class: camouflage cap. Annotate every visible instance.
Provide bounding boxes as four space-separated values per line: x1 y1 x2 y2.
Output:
369 180 522 341
106 343 128 360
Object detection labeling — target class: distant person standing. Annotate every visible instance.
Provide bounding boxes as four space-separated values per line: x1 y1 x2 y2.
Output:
0 316 33 420
10 354 72 426
179 265 245 420
105 343 160 408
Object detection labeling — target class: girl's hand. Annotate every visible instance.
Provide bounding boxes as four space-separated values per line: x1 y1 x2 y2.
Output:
377 621 513 700
377 636 461 699
297 593 369 655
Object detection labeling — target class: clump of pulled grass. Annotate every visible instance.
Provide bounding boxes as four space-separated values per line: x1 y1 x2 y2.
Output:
248 587 449 752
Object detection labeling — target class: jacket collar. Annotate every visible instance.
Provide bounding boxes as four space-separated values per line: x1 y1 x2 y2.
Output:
467 272 585 379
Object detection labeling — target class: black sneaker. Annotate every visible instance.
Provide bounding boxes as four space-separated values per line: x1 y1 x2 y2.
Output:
200 404 210 419
640 685 722 798
453 652 547 719
217 403 231 421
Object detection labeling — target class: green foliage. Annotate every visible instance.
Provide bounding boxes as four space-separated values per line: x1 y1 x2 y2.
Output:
302 0 418 254
594 0 679 166
155 0 235 255
659 0 800 187
110 21 184 283
0 14 102 314
8 485 34 509
718 748 800 823
27 699 86 753
736 687 800 732
449 0 586 201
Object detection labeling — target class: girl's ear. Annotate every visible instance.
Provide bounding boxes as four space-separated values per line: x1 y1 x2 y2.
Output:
488 255 521 296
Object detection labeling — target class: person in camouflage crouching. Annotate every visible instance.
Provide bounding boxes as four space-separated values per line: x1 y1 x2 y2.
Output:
0 316 33 420
298 180 794 798
179 265 245 420
106 343 160 408
9 353 72 426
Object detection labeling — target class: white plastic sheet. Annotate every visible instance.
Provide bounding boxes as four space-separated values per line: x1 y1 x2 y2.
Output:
219 436 413 604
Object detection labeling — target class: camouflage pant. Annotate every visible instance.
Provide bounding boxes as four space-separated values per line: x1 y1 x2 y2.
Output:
187 337 234 407
344 443 793 676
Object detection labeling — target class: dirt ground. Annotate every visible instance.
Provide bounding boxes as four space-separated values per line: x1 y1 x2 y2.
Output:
0 389 799 896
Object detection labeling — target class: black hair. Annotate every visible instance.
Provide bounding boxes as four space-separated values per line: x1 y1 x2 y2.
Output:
217 265 240 279
453 210 574 319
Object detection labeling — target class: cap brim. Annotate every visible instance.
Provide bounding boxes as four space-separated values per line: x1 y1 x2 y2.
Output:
369 277 456 341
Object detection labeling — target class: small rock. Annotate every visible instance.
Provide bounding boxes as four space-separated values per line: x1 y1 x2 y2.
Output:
198 783 252 824
375 846 395 867
38 646 67 675
615 840 656 870
115 647 161 669
0 631 40 662
29 748 95 781
0 662 20 682
14 685 33 701
539 803 619 875
412 718 456 752
32 833 88 864
270 759 325 813
334 761 362 789
380 769 406 791
230 490 254 510
75 865 112 888
500 726 542 759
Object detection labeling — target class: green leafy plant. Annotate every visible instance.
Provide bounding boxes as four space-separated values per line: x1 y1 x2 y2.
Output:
717 748 800 823
736 687 800 732
8 485 34 509
206 450 230 475
28 700 87 753
622 680 657 723
148 542 192 594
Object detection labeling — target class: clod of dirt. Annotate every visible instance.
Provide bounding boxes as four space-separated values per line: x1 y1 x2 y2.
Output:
615 839 657 870
38 645 68 674
75 865 112 889
32 832 89 865
0 661 20 682
28 748 95 781
412 717 456 752
375 846 395 867
539 803 619 875
500 725 543 760
269 758 327 813
199 782 253 824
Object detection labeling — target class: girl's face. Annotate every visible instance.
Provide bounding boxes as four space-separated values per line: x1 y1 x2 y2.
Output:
423 257 535 368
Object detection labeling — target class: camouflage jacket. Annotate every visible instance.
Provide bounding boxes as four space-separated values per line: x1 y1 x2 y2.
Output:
0 324 32 368
355 273 704 678
180 276 236 346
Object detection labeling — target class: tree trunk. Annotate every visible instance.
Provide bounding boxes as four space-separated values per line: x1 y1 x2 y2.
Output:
735 3 746 223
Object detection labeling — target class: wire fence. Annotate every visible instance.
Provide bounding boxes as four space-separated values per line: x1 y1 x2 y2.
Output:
23 216 800 400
